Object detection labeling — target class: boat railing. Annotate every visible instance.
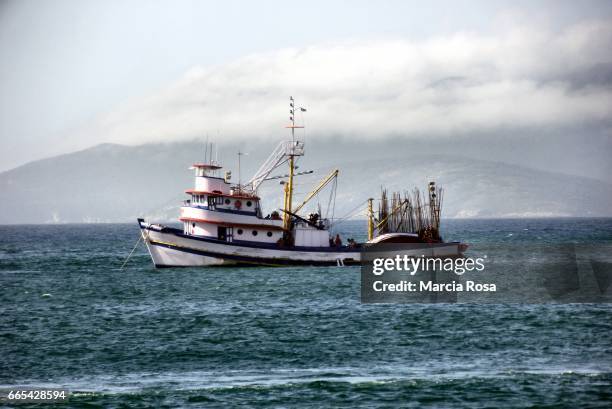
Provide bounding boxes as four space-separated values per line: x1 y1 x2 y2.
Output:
283 140 304 156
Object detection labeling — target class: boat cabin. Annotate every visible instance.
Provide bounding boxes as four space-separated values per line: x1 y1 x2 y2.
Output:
180 163 285 245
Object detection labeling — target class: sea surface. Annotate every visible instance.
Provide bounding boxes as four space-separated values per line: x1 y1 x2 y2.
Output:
1 219 611 408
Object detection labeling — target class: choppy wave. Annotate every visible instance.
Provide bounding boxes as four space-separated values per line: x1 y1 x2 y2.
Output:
5 365 611 394
1 220 612 408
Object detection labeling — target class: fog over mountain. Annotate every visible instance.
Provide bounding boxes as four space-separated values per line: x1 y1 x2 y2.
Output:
3 14 612 180
1 140 610 225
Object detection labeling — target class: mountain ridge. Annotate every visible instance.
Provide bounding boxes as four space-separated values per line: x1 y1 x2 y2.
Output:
0 141 610 224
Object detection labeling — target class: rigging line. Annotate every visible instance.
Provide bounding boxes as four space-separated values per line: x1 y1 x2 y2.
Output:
298 108 306 144
330 177 337 229
143 192 186 220
330 210 366 229
324 178 334 220
299 174 335 213
120 233 143 271
329 209 368 222
329 199 368 229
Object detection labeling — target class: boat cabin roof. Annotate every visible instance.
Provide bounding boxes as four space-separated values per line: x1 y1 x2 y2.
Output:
185 189 260 200
191 163 222 170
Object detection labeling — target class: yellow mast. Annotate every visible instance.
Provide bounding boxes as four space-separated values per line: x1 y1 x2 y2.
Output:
367 198 374 241
284 155 295 230
283 178 289 223
283 96 301 231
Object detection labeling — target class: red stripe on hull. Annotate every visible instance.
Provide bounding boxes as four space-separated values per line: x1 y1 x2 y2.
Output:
179 217 285 230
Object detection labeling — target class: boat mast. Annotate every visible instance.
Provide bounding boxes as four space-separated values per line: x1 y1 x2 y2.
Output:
283 96 304 231
237 150 244 192
367 198 374 241
284 97 296 230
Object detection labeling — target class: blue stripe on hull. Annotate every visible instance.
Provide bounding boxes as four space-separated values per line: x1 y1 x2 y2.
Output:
141 223 359 253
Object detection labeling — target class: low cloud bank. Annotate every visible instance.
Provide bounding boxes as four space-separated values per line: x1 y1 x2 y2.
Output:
88 19 612 145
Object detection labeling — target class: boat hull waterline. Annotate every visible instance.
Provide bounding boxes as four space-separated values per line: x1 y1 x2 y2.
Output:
138 219 464 267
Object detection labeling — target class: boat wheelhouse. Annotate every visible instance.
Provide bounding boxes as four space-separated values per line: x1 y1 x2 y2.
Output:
180 163 285 245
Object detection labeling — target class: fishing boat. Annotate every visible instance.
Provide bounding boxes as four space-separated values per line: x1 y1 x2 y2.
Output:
138 97 465 267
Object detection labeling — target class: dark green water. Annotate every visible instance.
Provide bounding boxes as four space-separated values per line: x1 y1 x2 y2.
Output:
1 219 611 408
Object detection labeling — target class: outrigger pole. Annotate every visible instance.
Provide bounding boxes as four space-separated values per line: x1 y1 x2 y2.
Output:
292 168 339 215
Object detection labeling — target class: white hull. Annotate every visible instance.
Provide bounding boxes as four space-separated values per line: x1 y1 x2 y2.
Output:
139 219 361 267
146 242 227 266
138 219 464 268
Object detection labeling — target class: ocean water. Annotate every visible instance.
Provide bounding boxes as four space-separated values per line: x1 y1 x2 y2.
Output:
1 219 611 408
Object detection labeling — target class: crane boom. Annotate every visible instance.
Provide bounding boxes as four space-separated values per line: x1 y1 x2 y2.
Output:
292 169 339 215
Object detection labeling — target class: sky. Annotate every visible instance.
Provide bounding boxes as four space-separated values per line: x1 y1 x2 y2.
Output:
1 0 611 178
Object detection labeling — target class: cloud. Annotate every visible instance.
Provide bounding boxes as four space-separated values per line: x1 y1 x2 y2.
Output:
86 19 612 145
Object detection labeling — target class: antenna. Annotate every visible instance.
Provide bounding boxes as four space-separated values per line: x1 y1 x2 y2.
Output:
287 96 307 150
237 150 248 190
216 130 220 165
204 134 209 163
289 96 295 144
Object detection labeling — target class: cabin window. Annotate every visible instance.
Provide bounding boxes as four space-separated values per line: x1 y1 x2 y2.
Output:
267 232 273 237
252 230 258 236
237 229 243 235
218 226 227 241
225 198 231 205
246 201 252 207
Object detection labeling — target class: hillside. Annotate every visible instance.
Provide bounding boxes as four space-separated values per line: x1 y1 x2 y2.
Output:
0 141 610 224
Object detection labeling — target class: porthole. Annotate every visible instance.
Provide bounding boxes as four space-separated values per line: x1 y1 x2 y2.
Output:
267 231 273 237
192 223 196 228
246 201 252 207
252 230 258 236
225 198 231 205
237 229 243 235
